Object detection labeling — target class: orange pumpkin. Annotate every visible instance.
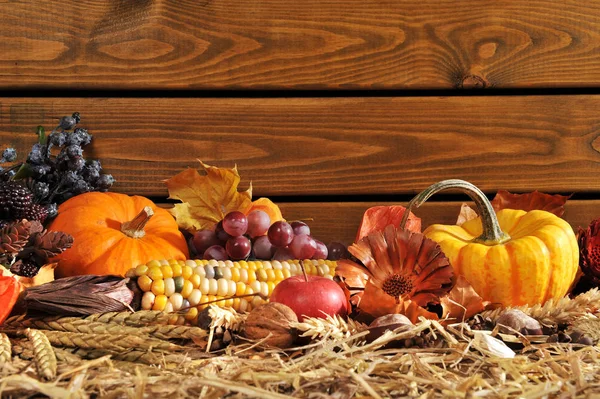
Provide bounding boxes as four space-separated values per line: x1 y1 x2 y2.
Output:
48 192 189 277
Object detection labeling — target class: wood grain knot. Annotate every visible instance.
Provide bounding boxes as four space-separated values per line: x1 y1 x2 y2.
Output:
591 135 600 155
459 75 488 89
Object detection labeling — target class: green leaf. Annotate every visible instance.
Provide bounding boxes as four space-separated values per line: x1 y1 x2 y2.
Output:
36 125 46 145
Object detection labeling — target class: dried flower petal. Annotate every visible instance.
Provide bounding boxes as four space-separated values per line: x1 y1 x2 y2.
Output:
337 225 454 319
576 218 600 288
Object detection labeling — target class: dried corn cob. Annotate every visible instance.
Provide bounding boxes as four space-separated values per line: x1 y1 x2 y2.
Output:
127 259 336 324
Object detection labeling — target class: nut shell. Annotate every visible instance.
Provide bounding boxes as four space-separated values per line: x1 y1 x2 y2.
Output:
244 302 299 348
366 313 413 343
496 309 543 335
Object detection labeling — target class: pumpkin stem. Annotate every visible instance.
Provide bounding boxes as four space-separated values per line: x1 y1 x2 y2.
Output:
400 179 510 245
121 206 154 239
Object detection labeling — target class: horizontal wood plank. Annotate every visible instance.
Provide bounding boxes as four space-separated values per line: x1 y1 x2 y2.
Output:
3 96 600 197
280 200 598 245
2 1 600 89
160 200 599 245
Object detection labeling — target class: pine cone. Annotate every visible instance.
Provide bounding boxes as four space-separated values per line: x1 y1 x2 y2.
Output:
0 221 31 255
18 230 73 266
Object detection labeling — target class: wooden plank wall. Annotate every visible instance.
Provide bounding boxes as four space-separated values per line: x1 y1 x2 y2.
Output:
2 1 600 245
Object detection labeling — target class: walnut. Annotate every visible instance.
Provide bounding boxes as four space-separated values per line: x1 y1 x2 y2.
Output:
366 313 413 342
244 302 299 348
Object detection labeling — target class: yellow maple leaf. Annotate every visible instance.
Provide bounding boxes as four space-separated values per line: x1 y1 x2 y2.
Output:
165 161 253 232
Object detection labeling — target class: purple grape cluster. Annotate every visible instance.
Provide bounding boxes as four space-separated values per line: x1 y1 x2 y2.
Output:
0 113 114 222
189 210 348 262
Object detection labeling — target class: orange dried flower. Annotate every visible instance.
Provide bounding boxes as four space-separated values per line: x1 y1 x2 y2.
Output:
336 225 454 321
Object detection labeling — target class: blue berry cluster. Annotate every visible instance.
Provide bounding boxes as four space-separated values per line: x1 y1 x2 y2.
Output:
0 112 115 221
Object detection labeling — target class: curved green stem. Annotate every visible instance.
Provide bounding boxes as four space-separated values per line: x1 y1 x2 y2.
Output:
400 179 510 245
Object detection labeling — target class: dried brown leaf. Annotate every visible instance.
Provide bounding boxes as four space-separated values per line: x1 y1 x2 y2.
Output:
491 190 571 217
456 203 478 226
441 276 488 323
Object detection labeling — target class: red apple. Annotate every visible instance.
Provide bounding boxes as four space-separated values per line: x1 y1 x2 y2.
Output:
270 275 348 321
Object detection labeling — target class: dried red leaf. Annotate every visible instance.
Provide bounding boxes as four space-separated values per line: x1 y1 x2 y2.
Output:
440 276 488 323
355 206 421 242
491 190 571 217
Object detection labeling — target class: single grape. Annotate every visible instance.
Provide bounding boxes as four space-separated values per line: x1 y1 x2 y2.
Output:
65 145 83 159
27 144 45 164
226 236 252 260
290 221 311 236
49 132 66 147
253 235 275 259
289 234 317 259
268 221 294 248
272 247 294 261
192 230 221 255
312 240 328 260
246 210 271 237
215 221 232 242
327 242 348 260
68 157 85 171
222 211 248 237
203 245 228 261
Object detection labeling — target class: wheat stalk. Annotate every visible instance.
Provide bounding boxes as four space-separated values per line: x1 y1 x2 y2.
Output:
291 314 367 341
6 330 183 352
208 306 246 331
0 333 11 365
481 288 600 325
26 329 57 380
2 315 206 341
84 310 172 326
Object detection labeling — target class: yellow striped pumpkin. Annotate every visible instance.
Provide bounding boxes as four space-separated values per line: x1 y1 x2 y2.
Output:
402 180 579 307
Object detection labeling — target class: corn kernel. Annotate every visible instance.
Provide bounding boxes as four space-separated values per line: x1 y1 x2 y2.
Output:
194 266 206 278
267 281 276 295
224 260 234 267
228 280 237 296
153 294 168 311
217 279 228 297
250 280 261 294
224 298 234 307
151 279 165 296
236 282 246 296
141 291 155 310
182 265 193 280
190 273 201 289
214 267 224 280
198 295 209 311
146 260 161 268
265 269 276 282
181 280 194 298
185 259 197 268
200 278 210 295
244 287 254 296
147 266 163 281
204 265 215 279
171 263 183 277
176 316 186 325
134 264 149 277
222 267 232 281
168 315 179 324
274 269 284 281
159 259 169 266
184 307 198 321
282 268 291 279
248 270 257 283
239 299 248 312
188 289 202 306
230 267 240 282
159 265 173 279
169 293 183 310
208 279 218 295
174 276 184 293
251 295 263 308
137 275 153 292
207 259 219 267
257 269 268 282
164 301 174 313
260 281 269 297
233 298 241 310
